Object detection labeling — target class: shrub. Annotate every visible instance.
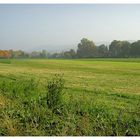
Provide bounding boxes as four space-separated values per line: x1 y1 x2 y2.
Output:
46 74 65 111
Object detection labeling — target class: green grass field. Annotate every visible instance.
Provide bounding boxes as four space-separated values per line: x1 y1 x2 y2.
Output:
0 58 140 136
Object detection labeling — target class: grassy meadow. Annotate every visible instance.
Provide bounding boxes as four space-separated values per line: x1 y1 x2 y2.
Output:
0 58 140 136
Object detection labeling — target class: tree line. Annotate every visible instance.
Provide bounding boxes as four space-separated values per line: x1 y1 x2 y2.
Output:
0 38 140 59
0 50 49 59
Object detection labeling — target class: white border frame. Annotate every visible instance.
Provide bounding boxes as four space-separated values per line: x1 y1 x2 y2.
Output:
0 0 140 4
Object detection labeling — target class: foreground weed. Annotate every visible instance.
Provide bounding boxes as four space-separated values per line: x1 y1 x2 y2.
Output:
46 74 65 113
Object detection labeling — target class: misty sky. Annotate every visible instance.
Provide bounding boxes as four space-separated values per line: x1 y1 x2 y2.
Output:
0 4 140 51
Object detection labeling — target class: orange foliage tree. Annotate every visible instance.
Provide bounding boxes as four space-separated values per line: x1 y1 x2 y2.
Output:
0 50 12 58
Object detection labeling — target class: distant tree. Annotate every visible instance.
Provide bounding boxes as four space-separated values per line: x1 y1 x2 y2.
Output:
109 40 121 57
5 50 12 58
49 53 60 58
30 51 41 58
0 50 12 59
40 50 48 58
9 50 14 58
109 40 130 57
120 41 131 57
11 50 25 58
130 40 140 57
63 51 71 58
97 44 108 57
69 49 77 58
77 38 97 58
63 49 76 58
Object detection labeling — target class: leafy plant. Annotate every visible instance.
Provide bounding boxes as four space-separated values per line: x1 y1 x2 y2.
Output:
46 74 65 111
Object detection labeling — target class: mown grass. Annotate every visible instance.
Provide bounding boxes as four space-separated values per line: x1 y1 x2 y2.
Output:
0 59 11 64
0 58 140 136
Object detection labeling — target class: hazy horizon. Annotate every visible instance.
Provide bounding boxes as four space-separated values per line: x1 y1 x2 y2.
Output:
0 4 140 52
